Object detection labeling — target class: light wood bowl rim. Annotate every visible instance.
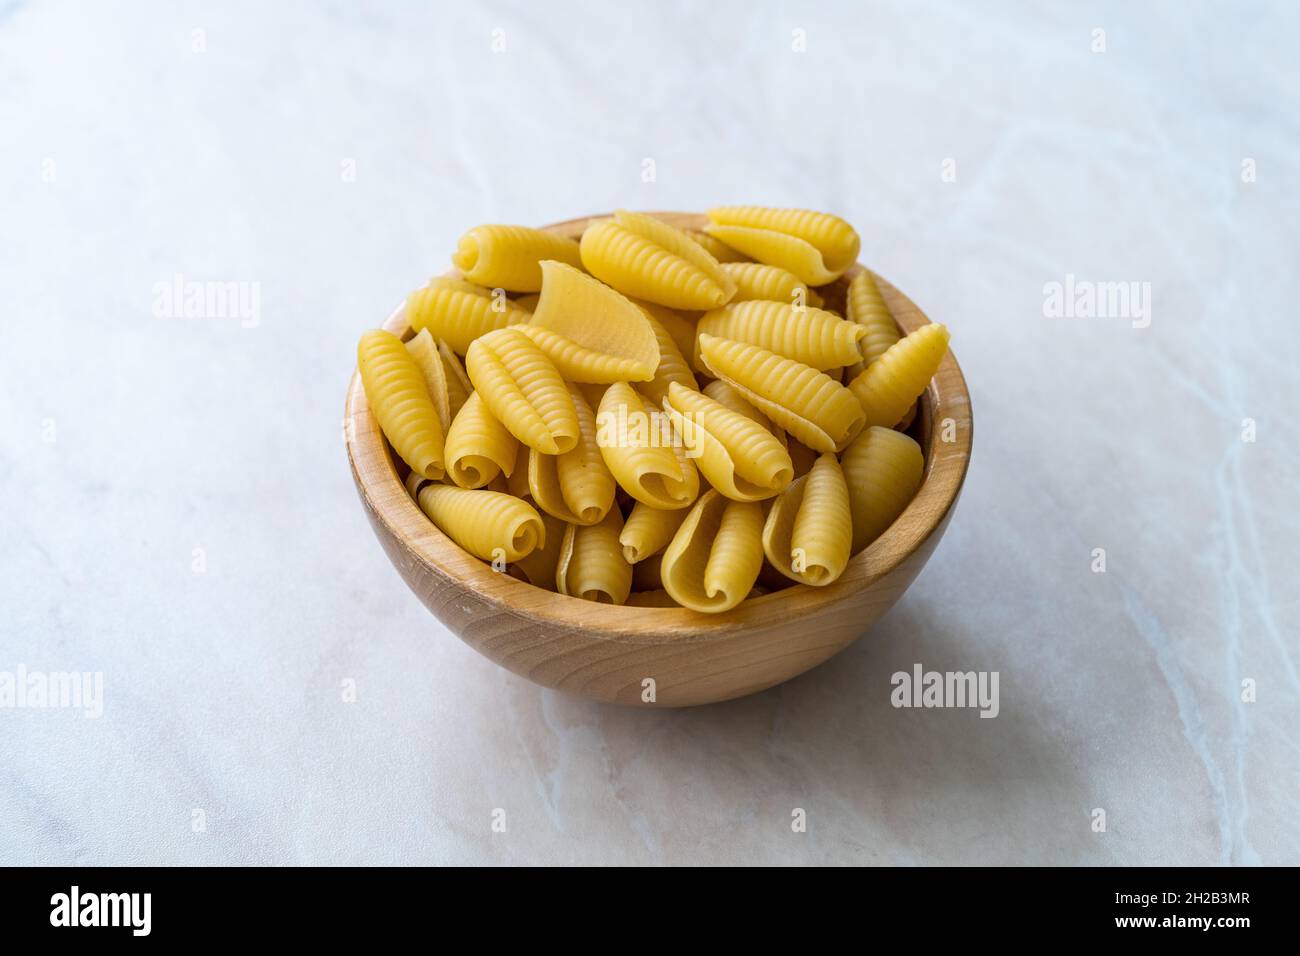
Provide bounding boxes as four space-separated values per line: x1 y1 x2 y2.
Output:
345 211 972 645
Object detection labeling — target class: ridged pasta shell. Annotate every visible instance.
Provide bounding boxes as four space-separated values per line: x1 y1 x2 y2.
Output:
357 329 445 479
841 426 924 554
556 509 632 604
636 310 700 407
688 229 749 263
510 512 566 590
719 262 808 305
696 300 866 371
405 277 531 354
661 490 765 613
595 382 699 509
451 224 583 292
444 391 519 489
761 453 852 586
521 259 660 382
619 501 690 563
525 385 616 525
848 323 950 428
705 206 860 285
845 269 901 377
663 382 793 502
697 334 865 453
580 210 737 310
415 484 545 563
405 329 453 431
465 327 580 455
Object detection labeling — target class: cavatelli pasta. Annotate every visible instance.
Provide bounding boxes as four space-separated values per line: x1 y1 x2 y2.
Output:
525 384 616 525
451 224 583 292
845 269 901 375
705 206 860 285
688 229 749 263
580 210 737 310
415 483 545 563
465 327 580 455
405 277 531 355
596 382 699 509
620 501 690 563
848 323 950 428
357 329 446 479
661 490 764 613
841 426 924 553
637 310 699 407
556 509 632 604
697 334 865 453
511 512 566 589
761 453 852 586
519 260 660 382
696 300 866 371
662 382 793 501
720 262 810 306
444 390 519 489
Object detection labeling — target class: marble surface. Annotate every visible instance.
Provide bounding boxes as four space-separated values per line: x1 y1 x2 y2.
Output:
2 0 1297 866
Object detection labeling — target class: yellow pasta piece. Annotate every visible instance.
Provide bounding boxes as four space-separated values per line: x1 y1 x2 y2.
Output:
526 385 616 525
405 329 453 431
436 339 472 422
595 382 699 509
443 390 519 489
580 210 737 310
625 589 680 608
556 509 632 604
511 512 566 590
637 311 700 407
761 453 852 586
845 269 901 374
841 426 924 554
357 329 446 479
848 323 949 428
663 382 793 501
518 259 659 382
719 262 809 306
661 490 764 613
702 379 782 441
505 443 531 499
705 206 860 285
451 224 583 292
687 229 749 263
632 299 699 371
405 277 531 355
465 327 580 455
696 300 865 371
697 334 864 453
512 293 541 311
619 501 689 563
415 483 544 563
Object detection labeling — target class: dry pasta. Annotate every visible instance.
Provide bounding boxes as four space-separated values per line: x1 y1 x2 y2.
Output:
511 512 566 589
357 329 445 479
661 490 764 613
525 384 616 525
719 262 810 306
465 327 580 455
697 333 865 453
662 382 793 501
705 206 860 285
405 277 531 354
845 269 900 375
580 210 737 309
452 224 582 292
848 323 950 429
519 260 660 382
841 426 924 553
637 310 699 407
696 300 866 371
688 229 748 263
596 382 699 509
444 391 519 489
761 453 852 586
415 483 545 563
405 329 453 431
556 509 632 604
619 501 689 563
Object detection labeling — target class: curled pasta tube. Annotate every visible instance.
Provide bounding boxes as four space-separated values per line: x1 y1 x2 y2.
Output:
357 329 445 480
596 382 699 510
661 490 764 613
415 484 545 564
451 224 582 292
848 323 949 429
444 391 519 489
556 509 633 604
761 453 852 586
466 327 580 455
841 426 924 554
526 384 617 525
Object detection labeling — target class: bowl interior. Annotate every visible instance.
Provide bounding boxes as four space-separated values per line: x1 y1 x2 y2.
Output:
345 211 972 642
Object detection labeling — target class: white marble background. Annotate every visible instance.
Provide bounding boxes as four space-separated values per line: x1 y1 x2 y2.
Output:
1 0 1296 865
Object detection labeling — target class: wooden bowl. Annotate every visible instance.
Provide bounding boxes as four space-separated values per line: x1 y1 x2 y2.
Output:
345 212 972 707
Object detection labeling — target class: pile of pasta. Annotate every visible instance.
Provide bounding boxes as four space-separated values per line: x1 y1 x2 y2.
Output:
357 207 949 613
